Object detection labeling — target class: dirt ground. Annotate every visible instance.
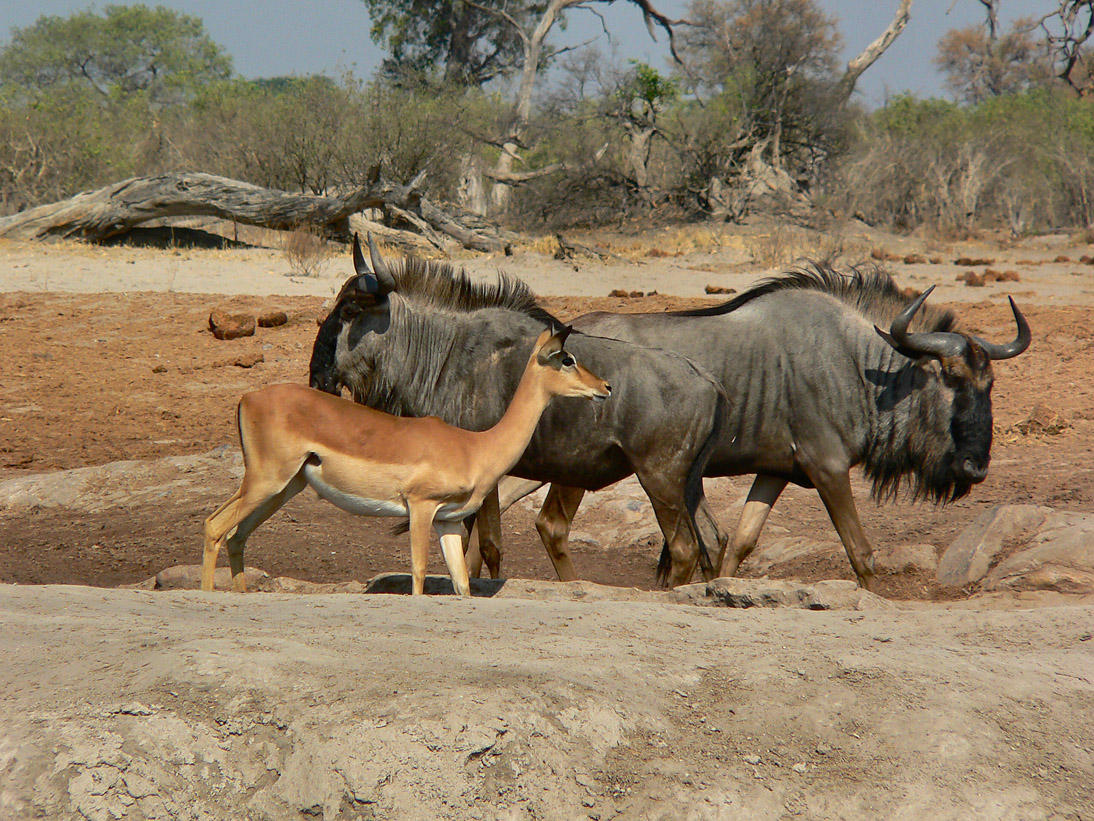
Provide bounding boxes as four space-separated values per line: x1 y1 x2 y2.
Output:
1 224 1093 819
1 237 1093 598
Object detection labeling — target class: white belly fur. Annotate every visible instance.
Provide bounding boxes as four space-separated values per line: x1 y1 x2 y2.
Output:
303 462 408 517
302 462 475 521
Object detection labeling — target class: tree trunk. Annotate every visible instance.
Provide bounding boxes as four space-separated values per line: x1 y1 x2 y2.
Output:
0 172 510 253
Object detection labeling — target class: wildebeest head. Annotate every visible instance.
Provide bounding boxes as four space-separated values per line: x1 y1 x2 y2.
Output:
309 233 395 396
874 285 1030 499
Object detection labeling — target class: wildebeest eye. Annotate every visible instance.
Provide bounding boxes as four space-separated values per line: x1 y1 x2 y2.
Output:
561 354 576 367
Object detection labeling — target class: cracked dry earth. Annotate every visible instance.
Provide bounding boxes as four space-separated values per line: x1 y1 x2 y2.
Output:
1 239 1093 819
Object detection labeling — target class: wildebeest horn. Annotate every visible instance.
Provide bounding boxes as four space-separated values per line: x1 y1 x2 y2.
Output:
352 232 370 277
876 285 966 359
969 296 1031 360
367 233 397 294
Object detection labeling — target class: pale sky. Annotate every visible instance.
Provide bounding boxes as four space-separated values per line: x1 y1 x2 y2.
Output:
0 0 1050 106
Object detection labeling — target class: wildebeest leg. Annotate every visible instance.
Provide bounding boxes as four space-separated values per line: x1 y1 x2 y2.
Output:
637 473 710 587
435 520 472 596
696 496 728 577
718 474 788 577
535 484 586 581
811 470 878 592
465 487 502 579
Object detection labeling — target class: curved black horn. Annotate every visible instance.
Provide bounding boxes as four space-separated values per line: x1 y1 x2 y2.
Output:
352 232 370 277
970 296 1031 360
882 285 967 359
367 233 397 294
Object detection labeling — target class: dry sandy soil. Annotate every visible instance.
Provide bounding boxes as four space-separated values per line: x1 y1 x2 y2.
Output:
1 221 1092 819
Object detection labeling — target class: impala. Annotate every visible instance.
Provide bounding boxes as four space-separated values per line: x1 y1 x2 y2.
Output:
202 326 610 596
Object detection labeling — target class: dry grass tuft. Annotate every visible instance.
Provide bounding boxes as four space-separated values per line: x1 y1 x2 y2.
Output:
282 225 335 277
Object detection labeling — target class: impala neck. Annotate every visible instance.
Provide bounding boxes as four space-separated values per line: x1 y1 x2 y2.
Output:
472 353 553 486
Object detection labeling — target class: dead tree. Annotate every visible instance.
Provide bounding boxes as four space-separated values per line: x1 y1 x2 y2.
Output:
0 171 512 253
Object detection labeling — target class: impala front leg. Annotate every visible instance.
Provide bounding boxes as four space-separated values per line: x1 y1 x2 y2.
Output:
408 500 440 596
436 520 472 596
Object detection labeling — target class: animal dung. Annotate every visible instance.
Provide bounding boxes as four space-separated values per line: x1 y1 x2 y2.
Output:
209 308 255 340
705 284 736 295
954 256 995 266
1017 404 1070 436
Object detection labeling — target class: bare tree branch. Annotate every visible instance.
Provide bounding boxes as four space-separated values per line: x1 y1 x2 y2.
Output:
837 0 913 101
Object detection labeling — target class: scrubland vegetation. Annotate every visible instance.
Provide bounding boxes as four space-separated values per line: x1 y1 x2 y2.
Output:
2 1 1093 236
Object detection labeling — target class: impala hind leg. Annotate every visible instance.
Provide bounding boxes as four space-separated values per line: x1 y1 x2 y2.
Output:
436 520 472 596
810 468 878 593
535 484 585 581
719 473 788 578
202 472 307 592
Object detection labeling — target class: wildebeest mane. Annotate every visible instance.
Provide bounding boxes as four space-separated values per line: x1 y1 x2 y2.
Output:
672 262 957 334
338 254 561 423
386 254 560 325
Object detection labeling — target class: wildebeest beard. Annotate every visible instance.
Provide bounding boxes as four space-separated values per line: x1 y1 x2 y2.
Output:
860 361 980 506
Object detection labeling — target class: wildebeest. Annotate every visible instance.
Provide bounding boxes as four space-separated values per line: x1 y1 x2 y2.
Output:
547 265 1030 591
308 236 728 586
203 327 609 596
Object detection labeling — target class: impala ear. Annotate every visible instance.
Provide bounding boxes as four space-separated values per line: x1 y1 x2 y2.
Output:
537 324 572 364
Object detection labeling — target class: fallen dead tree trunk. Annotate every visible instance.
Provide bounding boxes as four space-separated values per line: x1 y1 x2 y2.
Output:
0 171 511 253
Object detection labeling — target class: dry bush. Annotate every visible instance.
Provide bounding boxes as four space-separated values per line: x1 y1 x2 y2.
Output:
746 224 869 269
282 226 335 277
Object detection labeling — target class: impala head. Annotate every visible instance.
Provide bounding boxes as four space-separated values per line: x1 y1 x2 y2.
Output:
309 232 396 395
875 285 1030 496
533 326 612 401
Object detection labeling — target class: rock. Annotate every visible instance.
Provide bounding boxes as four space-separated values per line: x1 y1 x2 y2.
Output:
153 564 271 591
228 352 263 368
903 254 926 264
672 578 894 611
209 308 255 340
937 505 1052 587
0 446 244 514
982 512 1094 594
257 309 288 328
746 537 843 575
876 543 938 574
364 572 506 597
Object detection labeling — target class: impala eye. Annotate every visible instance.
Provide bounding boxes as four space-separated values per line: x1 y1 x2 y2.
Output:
561 354 575 367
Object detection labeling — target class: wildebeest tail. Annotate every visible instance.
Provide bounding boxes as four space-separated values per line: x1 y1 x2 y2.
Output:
655 385 727 586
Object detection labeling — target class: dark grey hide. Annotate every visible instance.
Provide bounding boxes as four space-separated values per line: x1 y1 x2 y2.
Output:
309 238 728 586
567 266 1031 591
